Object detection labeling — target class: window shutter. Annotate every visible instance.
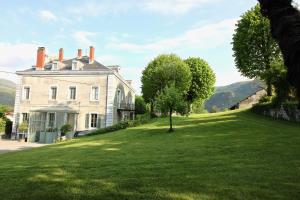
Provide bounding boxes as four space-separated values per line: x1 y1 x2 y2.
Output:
85 114 89 129
97 115 101 129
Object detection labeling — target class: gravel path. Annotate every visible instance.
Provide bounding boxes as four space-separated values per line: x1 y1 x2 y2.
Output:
0 139 47 155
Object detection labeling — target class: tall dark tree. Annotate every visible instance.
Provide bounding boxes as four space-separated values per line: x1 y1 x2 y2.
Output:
232 4 281 96
135 96 147 115
258 0 300 108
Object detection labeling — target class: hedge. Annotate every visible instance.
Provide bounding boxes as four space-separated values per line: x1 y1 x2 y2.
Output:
87 114 152 136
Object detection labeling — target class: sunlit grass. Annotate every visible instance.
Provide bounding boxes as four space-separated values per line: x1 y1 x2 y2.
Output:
0 110 300 200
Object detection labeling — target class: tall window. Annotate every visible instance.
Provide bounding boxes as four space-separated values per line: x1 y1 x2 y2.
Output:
69 86 76 100
23 86 30 100
52 62 58 70
117 89 121 108
50 86 57 100
48 113 55 128
91 86 99 101
22 113 29 123
90 114 98 128
72 61 78 70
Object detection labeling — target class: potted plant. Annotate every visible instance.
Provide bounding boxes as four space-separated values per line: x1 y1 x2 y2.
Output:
60 124 72 141
18 122 28 142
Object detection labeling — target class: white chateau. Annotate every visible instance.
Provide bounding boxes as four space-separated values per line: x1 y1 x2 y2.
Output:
13 46 135 143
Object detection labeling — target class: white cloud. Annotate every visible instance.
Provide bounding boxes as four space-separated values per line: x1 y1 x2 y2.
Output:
142 0 217 15
73 31 97 47
39 10 57 21
0 43 39 82
67 1 130 18
97 55 123 66
215 70 250 87
108 18 237 53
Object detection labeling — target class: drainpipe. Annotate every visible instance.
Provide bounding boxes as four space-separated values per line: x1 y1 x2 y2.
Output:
105 75 109 127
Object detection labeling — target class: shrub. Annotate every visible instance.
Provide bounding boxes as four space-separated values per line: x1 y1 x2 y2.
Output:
18 122 28 133
88 114 152 136
259 95 273 104
60 124 72 136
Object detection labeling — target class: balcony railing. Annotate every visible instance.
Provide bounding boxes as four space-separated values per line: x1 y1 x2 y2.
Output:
117 103 135 111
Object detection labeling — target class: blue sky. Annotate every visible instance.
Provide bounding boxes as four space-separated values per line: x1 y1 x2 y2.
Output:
1 0 298 93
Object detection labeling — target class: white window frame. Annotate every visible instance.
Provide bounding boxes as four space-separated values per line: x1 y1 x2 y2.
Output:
49 85 58 101
68 85 77 101
52 61 58 70
47 112 56 129
90 85 100 101
89 112 99 129
72 61 78 70
21 113 29 123
22 85 31 101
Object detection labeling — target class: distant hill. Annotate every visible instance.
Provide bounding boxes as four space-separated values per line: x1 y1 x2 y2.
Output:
0 79 16 107
205 80 266 112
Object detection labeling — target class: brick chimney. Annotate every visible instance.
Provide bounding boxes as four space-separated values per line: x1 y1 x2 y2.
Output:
89 46 95 63
59 48 64 62
77 49 82 58
36 47 45 69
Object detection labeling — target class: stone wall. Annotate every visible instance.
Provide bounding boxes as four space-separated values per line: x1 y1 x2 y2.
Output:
252 104 300 122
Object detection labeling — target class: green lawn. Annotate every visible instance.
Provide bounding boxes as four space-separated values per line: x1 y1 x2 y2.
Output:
0 110 300 200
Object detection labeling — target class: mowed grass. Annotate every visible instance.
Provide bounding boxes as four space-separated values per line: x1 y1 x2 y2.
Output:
0 110 300 200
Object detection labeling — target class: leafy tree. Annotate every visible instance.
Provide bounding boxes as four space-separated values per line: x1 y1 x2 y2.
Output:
184 57 216 105
191 99 208 114
268 59 291 104
141 54 191 116
156 84 188 132
0 105 10 118
135 96 147 115
232 4 281 96
0 105 10 134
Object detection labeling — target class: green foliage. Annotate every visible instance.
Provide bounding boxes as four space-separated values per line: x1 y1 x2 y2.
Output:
0 105 10 118
156 84 188 132
60 124 73 136
191 100 208 114
135 96 147 115
232 4 281 95
88 114 152 136
0 118 5 133
268 59 291 105
18 122 28 133
141 54 191 105
184 57 216 103
259 95 273 104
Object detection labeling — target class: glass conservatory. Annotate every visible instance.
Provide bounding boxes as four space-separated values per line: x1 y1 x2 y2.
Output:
28 108 78 143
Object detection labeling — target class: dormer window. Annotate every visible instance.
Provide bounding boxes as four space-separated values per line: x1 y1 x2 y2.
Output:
72 61 78 70
52 62 58 70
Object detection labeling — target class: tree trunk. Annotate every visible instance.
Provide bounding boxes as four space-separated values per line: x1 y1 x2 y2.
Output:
265 58 272 97
150 101 155 118
169 108 174 132
297 91 300 110
266 80 272 97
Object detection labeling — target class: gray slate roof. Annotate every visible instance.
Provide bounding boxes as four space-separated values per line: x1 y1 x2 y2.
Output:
24 56 112 72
